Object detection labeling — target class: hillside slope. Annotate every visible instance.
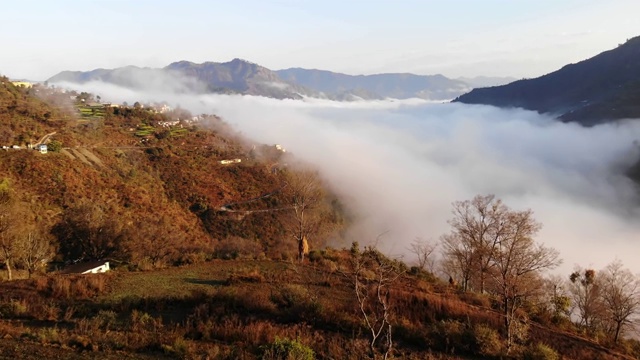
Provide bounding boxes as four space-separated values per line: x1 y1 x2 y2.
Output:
1 78 639 360
0 78 345 268
454 36 640 125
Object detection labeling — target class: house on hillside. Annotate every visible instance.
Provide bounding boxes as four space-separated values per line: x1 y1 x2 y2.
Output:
62 260 110 274
219 158 242 165
38 144 47 154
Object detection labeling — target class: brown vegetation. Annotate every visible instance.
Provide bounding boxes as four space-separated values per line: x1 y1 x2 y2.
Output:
0 78 639 359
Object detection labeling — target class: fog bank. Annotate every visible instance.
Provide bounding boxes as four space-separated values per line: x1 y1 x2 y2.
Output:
55 81 640 274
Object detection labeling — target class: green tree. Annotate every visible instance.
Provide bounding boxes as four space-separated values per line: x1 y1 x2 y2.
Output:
47 140 62 152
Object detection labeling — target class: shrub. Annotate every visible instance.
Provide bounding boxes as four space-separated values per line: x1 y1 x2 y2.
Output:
272 285 308 309
472 324 502 356
522 343 559 360
0 299 28 318
261 337 315 360
162 336 193 358
307 250 323 262
428 320 471 354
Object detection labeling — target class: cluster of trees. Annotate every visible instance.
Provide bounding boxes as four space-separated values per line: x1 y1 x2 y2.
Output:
439 195 561 349
0 164 341 277
433 194 640 347
566 262 640 343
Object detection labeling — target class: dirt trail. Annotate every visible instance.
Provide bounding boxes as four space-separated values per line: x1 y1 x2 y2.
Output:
69 149 92 166
79 148 105 168
59 149 75 160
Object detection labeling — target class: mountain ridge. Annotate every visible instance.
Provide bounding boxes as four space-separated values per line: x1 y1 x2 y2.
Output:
453 36 640 125
276 67 471 100
48 59 497 101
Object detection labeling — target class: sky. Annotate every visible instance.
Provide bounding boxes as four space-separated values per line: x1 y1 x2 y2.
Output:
2 0 639 80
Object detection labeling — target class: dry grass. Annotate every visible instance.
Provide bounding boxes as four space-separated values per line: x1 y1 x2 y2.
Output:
0 256 635 359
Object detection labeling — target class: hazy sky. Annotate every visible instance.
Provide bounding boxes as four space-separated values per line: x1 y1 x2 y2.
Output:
2 1 639 80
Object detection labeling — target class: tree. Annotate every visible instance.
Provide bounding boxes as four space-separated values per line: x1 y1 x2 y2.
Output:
490 209 560 350
543 275 571 322
283 169 325 261
18 228 53 278
127 214 183 269
47 140 62 152
441 195 509 293
441 231 474 291
408 237 437 272
348 242 404 359
599 260 640 343
0 181 21 280
569 268 605 333
0 206 20 280
441 195 561 351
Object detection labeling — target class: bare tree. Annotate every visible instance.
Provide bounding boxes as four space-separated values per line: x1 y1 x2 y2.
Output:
283 169 325 262
543 275 572 322
0 211 19 280
18 229 53 278
569 268 606 333
0 185 22 280
442 195 509 293
440 232 474 291
490 209 560 351
600 260 640 343
408 237 437 272
349 242 404 359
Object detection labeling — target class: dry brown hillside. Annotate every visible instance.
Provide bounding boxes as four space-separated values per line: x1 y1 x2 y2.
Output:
0 78 638 359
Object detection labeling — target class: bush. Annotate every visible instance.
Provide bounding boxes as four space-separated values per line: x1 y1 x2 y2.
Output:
523 343 559 360
472 324 502 356
307 250 324 262
261 337 315 360
272 285 308 309
428 320 471 354
0 299 28 318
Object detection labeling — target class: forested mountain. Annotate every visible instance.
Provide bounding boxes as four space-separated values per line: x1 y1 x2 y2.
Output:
49 59 313 99
275 68 471 100
50 60 481 101
454 36 640 126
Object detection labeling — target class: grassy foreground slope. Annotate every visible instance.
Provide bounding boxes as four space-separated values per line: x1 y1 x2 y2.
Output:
0 253 635 359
